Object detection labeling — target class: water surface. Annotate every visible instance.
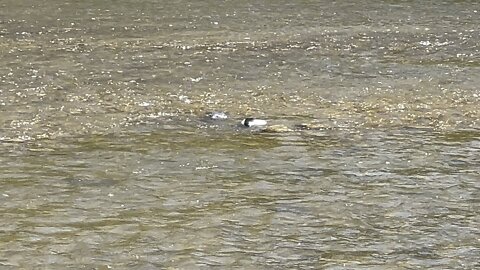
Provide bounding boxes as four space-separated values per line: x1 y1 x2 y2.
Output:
1 0 479 269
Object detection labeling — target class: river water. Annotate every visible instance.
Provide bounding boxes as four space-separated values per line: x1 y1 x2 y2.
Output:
1 0 479 269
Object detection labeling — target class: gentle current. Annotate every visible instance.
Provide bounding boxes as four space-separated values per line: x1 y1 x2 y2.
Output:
1 0 479 269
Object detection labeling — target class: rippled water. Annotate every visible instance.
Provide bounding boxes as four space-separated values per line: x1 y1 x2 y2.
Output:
1 0 479 269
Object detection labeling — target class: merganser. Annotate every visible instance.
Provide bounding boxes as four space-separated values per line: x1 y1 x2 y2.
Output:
241 118 267 127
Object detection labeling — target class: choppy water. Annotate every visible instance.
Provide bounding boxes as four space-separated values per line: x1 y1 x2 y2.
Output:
1 0 479 269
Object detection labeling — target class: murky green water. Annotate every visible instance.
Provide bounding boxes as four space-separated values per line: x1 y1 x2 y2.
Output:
1 0 479 269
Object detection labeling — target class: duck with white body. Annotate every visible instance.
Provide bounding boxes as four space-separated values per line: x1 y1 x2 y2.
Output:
241 118 267 127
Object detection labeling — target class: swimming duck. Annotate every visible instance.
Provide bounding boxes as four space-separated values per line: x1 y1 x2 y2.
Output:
241 118 267 127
